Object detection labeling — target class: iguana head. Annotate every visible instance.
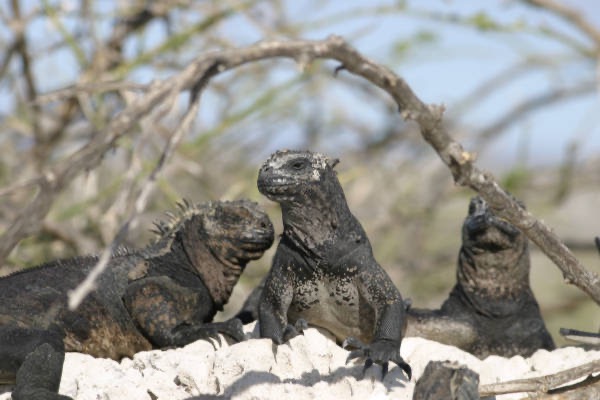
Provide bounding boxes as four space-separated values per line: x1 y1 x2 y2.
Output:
153 199 274 308
199 199 274 264
257 150 340 204
458 195 530 316
462 196 523 253
257 150 367 257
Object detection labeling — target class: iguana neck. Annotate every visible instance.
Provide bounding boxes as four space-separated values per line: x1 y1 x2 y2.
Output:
177 231 243 311
280 180 362 260
456 242 531 316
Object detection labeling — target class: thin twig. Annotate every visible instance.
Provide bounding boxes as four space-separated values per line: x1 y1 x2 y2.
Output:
0 177 42 197
523 0 600 49
33 81 148 104
479 359 600 396
68 64 207 310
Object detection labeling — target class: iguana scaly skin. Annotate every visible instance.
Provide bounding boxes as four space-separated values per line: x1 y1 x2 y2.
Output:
0 199 274 400
256 150 411 380
406 196 555 358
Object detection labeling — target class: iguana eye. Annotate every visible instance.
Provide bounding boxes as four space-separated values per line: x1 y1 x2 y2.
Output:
289 159 308 171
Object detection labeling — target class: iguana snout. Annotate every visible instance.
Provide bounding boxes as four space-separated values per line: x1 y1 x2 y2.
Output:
463 196 520 252
203 200 275 263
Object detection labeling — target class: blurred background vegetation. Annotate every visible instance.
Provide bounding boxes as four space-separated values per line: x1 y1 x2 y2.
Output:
0 0 599 345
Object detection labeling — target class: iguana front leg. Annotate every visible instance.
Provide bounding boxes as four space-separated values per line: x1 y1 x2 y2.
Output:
344 265 412 380
344 302 412 380
258 248 298 344
0 326 72 400
123 276 244 347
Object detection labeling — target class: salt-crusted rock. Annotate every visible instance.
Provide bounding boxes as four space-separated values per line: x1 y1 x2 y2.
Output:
1 323 599 400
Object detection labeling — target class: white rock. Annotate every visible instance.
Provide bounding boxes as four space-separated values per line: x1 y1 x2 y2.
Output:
1 323 599 400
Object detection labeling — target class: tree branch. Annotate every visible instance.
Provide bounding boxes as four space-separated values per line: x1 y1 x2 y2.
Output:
479 359 600 396
3 35 599 307
523 0 600 50
68 64 207 310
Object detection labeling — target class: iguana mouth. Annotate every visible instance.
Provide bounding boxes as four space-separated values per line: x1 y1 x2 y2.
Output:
257 177 296 195
237 237 274 252
465 213 520 252
236 219 275 249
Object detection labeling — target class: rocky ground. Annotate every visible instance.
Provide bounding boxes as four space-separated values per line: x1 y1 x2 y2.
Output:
1 323 599 400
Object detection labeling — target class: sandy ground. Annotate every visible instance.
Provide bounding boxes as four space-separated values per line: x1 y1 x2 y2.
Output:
1 323 599 400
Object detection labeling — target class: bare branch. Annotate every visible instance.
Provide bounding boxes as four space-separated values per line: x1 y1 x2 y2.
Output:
68 67 206 309
0 57 216 265
479 359 600 396
0 38 19 81
10 0 43 163
33 81 148 104
3 36 599 306
31 3 178 167
523 0 600 50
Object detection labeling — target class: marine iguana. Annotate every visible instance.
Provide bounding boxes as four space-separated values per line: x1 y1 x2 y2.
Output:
256 150 411 380
406 196 555 358
0 199 274 400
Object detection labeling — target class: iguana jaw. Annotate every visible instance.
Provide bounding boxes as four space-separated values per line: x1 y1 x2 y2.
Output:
464 197 521 253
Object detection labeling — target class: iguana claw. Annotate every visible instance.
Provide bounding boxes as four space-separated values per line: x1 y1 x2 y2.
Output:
281 318 308 342
172 318 245 347
343 336 411 381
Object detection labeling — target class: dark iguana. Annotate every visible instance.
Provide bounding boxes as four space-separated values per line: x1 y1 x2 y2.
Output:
256 150 411 380
0 199 274 400
406 196 555 358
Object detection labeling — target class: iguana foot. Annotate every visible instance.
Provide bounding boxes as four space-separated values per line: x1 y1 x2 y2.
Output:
268 318 308 345
172 318 245 347
214 318 246 342
282 318 308 342
12 388 73 400
343 336 411 380
11 341 72 400
270 319 308 358
172 324 221 347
